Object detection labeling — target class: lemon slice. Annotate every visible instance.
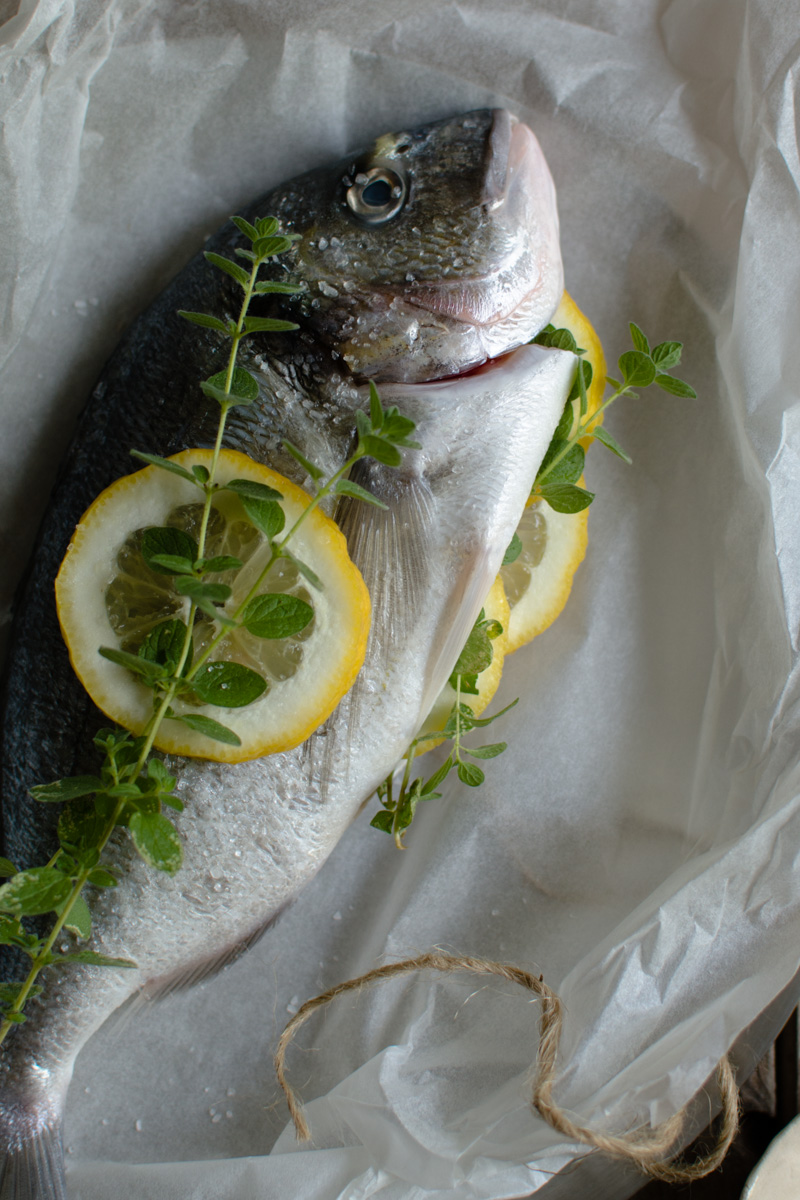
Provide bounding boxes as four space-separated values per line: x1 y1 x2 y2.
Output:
551 290 607 445
414 576 510 755
501 487 588 654
55 449 371 762
499 293 603 654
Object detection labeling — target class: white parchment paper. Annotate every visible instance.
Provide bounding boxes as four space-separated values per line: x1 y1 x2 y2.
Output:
1 1 799 1197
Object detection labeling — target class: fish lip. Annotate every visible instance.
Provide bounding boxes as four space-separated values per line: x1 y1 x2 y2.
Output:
402 276 545 330
379 341 535 393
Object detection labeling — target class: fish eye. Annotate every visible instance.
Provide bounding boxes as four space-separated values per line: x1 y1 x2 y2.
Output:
346 166 406 224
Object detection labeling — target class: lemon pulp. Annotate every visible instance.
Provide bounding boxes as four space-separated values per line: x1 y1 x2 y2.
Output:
105 499 315 687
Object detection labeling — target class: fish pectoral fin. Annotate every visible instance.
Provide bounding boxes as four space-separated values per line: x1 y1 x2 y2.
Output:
335 459 435 656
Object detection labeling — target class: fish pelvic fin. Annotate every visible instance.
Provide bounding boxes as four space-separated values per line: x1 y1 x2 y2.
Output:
0 1118 66 1200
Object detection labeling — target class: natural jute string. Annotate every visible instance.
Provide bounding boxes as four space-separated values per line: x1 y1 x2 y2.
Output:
274 950 740 1182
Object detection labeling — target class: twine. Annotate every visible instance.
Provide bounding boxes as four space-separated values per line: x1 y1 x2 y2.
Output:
274 950 740 1182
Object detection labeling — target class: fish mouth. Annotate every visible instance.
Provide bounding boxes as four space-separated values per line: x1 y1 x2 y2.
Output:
415 342 528 386
380 338 546 399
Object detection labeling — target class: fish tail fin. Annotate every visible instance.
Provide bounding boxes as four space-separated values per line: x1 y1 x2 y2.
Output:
0 1121 67 1200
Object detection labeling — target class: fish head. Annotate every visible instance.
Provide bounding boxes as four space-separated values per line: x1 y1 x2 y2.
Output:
273 109 563 383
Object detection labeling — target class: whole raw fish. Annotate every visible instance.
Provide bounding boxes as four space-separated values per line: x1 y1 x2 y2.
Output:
0 109 575 1198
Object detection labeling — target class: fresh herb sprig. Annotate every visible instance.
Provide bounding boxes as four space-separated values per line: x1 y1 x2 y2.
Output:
371 610 515 848
371 318 697 847
531 322 696 514
0 218 418 1040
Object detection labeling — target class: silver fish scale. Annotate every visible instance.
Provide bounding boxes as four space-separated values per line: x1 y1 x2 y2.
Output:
0 108 571 1198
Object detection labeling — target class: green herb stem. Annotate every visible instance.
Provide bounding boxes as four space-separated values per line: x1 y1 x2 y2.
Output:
0 873 87 1041
195 260 260 559
0 793 129 1045
186 449 365 681
535 382 631 488
143 258 264 738
392 751 416 850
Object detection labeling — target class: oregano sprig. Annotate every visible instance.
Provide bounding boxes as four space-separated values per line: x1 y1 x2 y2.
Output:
371 609 516 848
371 316 697 847
0 218 418 1041
531 321 696 513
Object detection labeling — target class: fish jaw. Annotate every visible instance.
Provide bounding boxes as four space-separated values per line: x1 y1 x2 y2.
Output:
273 109 563 384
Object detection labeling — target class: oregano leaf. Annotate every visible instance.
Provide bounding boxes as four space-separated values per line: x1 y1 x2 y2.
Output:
282 439 324 481
618 350 656 389
456 761 485 787
178 713 242 746
231 215 259 241
0 869 73 916
370 810 394 833
629 323 651 354
141 527 199 576
129 812 183 874
204 251 250 288
30 777 103 804
129 451 198 483
237 495 285 540
225 478 283 503
242 315 299 335
652 341 682 369
591 425 633 463
655 373 697 398
464 742 507 760
361 435 402 467
205 366 260 403
191 661 267 708
177 310 230 334
98 647 166 685
539 483 595 513
241 594 313 639
334 479 388 508
280 548 323 591
502 533 522 565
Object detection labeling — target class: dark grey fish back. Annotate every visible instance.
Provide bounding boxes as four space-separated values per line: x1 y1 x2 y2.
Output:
0 226 250 872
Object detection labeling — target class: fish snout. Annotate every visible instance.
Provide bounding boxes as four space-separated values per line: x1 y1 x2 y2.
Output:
404 109 562 340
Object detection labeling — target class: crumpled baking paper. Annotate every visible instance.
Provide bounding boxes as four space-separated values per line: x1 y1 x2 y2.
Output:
1 0 799 1197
